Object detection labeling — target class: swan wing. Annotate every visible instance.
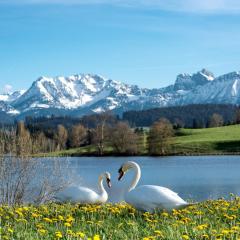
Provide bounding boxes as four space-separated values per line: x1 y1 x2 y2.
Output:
55 186 81 202
125 185 187 212
55 186 99 203
76 187 100 203
77 187 108 204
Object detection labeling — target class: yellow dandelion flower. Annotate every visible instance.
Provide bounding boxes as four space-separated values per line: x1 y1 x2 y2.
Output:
154 230 163 236
55 231 63 238
15 210 23 217
196 224 208 231
182 235 190 240
38 228 47 235
93 234 100 240
23 207 29 211
43 217 53 223
161 212 169 217
64 222 71 227
221 229 229 235
231 226 239 231
76 231 85 238
66 216 74 223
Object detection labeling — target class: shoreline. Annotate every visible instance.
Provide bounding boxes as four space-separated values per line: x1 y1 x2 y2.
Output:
34 151 240 158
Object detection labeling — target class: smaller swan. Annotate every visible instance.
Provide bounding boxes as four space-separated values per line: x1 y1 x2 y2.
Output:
56 172 111 204
118 161 190 212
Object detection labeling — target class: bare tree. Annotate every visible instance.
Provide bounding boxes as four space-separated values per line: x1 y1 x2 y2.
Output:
69 124 86 148
16 121 32 156
0 128 17 155
109 122 138 154
0 155 73 205
208 113 224 128
148 118 174 155
92 112 112 155
31 131 46 154
54 124 68 150
0 125 73 204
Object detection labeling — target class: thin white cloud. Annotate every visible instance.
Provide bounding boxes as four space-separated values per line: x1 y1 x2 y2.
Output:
2 84 12 94
1 0 240 13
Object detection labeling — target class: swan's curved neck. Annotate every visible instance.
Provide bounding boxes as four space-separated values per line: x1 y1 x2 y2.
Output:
128 162 141 192
98 175 107 196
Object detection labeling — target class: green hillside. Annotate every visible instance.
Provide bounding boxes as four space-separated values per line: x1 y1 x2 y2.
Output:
172 124 240 155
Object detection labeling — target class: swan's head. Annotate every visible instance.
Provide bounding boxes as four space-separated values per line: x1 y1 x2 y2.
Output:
104 172 112 188
118 161 138 181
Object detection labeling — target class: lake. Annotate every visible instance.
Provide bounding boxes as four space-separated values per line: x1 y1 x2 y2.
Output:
46 155 240 203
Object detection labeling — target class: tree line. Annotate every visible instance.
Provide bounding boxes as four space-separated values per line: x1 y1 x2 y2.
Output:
1 104 240 156
21 104 240 130
0 113 175 156
123 104 240 128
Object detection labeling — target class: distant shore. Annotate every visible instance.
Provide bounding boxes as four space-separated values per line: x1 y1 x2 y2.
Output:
34 151 240 158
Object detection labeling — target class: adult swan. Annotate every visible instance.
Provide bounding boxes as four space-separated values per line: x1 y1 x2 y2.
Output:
118 161 189 212
56 172 111 204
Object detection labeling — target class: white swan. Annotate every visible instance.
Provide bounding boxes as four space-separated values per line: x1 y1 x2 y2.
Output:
56 172 111 204
118 161 190 212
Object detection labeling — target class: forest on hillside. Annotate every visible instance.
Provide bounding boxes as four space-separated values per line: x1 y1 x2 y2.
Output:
123 104 240 128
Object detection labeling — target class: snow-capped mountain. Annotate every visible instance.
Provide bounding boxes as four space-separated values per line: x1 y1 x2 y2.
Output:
0 90 25 115
0 90 25 103
0 69 240 119
177 71 240 105
173 69 214 91
11 74 148 116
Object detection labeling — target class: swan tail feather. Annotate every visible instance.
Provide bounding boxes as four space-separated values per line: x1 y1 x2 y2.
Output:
176 202 198 210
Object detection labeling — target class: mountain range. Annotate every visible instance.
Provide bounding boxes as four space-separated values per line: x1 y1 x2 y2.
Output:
1 68 240 120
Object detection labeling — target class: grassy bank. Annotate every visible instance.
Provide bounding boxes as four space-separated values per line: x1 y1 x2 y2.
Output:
1 198 240 240
36 124 240 157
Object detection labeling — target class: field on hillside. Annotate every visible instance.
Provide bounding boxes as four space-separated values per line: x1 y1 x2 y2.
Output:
172 125 240 155
1 198 240 240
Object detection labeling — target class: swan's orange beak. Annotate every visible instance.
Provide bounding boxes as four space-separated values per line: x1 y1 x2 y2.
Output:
118 168 124 181
106 178 111 188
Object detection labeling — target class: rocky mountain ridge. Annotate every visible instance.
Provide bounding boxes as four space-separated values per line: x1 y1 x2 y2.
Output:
1 69 239 119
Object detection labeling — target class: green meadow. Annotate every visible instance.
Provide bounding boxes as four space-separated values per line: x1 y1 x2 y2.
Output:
172 125 240 155
1 198 240 240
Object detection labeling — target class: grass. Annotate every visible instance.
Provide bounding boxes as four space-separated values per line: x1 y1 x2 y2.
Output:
35 125 240 157
1 197 240 240
172 125 240 155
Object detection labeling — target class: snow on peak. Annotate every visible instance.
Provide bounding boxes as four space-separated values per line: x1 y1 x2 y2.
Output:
12 73 134 111
174 69 215 91
2 69 240 118
199 68 214 81
0 90 25 103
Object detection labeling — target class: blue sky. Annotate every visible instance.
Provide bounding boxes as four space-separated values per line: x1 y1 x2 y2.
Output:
1 0 240 92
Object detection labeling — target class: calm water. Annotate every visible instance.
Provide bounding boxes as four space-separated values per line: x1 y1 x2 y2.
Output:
46 156 240 202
